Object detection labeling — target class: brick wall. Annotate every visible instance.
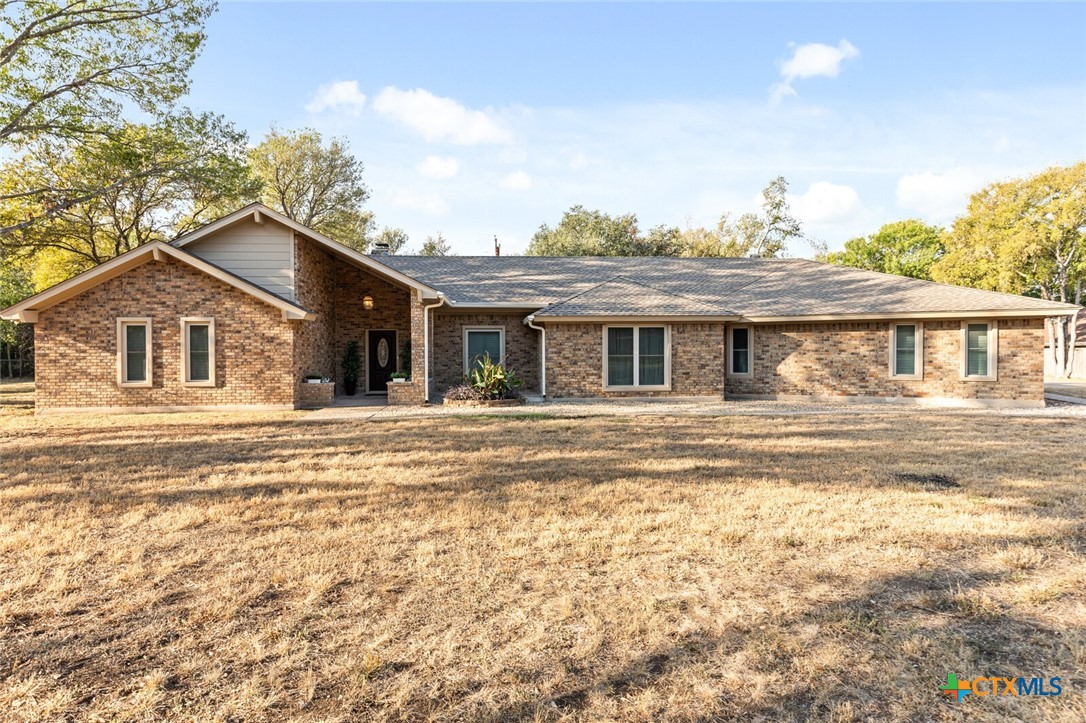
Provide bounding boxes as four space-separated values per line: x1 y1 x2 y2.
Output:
293 235 337 395
332 258 411 392
431 311 542 395
35 258 295 410
724 318 1044 402
546 322 724 398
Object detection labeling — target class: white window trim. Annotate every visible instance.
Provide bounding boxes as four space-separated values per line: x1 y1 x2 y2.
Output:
728 325 752 377
116 317 152 388
181 317 216 387
463 326 506 374
960 320 998 381
602 325 671 391
889 322 924 381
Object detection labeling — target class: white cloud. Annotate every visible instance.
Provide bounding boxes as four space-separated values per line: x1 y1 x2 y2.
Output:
500 170 533 190
788 182 862 224
417 155 460 180
390 190 449 216
374 86 513 145
305 80 366 116
569 153 588 170
770 40 859 103
896 167 988 220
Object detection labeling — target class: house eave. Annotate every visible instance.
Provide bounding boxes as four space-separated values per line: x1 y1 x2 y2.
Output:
0 241 313 322
533 315 741 323
740 308 1081 323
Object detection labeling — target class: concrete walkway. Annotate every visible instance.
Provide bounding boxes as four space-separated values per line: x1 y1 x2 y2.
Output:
304 396 1086 422
1045 380 1086 404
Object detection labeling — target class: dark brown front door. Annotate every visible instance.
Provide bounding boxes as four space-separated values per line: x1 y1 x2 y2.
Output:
367 330 396 393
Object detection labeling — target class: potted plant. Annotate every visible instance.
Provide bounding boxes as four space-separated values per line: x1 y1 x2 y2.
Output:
342 340 361 396
390 372 409 384
304 374 323 385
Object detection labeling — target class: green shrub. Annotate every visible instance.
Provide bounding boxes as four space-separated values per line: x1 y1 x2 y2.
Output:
468 353 523 400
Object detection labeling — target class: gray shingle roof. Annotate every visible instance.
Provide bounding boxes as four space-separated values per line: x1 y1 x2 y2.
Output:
372 255 1079 319
535 276 728 317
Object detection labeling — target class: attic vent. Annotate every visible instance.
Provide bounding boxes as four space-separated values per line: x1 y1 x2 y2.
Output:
370 242 390 256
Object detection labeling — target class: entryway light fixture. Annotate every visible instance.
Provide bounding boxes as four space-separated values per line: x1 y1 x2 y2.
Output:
363 295 374 310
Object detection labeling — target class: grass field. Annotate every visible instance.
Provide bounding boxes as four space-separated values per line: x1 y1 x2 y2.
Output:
0 408 1083 721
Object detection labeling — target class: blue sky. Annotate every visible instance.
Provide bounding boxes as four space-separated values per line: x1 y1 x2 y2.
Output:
187 2 1086 255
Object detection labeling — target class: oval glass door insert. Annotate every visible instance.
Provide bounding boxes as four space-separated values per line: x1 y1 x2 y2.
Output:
377 338 389 367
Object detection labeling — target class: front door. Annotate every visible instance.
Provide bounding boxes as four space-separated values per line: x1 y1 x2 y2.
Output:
367 330 396 393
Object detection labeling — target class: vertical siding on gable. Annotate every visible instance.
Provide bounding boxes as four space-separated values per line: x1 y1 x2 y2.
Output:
184 218 295 299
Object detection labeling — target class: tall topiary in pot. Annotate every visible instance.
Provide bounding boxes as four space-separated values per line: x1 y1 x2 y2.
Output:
342 341 361 396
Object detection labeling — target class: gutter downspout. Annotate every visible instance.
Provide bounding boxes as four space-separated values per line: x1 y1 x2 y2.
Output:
525 314 546 399
422 293 446 403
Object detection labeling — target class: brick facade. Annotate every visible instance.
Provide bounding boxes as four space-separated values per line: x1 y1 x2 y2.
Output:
723 318 1044 403
431 311 542 395
27 237 1050 411
34 258 295 411
545 322 725 398
293 235 337 396
332 255 412 393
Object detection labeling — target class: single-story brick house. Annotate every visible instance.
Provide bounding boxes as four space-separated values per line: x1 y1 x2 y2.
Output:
1 203 1079 412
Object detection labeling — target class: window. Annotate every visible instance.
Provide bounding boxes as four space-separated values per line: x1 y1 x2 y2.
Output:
961 321 997 381
729 326 751 376
181 318 215 386
889 323 923 380
463 327 505 373
117 318 152 387
603 326 670 389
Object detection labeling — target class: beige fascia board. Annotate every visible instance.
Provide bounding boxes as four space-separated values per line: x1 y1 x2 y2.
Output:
741 308 1079 323
534 315 740 323
0 241 313 322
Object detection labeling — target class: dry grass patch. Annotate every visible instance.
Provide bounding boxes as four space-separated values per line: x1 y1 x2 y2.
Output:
0 410 1084 721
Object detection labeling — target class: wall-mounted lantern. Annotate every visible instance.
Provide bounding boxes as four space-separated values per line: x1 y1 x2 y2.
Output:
363 295 374 310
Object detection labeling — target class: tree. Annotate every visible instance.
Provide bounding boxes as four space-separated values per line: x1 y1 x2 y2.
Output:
931 163 1085 378
681 177 802 258
371 227 409 254
0 0 216 235
823 220 945 280
248 127 373 251
0 253 34 374
526 206 642 256
418 233 451 257
0 114 256 280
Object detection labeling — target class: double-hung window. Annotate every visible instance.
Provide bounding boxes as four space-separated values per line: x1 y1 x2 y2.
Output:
961 321 997 381
889 323 923 380
181 318 215 386
604 326 669 389
464 327 504 373
729 327 751 376
117 318 152 387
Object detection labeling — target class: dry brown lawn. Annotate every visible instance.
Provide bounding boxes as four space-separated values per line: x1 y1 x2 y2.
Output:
0 407 1083 722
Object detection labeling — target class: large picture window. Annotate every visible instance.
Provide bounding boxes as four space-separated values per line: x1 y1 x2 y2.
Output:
603 326 669 389
961 321 997 381
117 318 152 387
464 327 505 373
889 323 923 380
181 318 215 386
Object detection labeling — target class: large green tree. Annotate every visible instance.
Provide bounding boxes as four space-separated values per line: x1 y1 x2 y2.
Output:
418 233 451 257
932 162 1085 378
823 220 944 280
681 177 803 258
0 114 255 285
0 0 216 235
526 206 643 256
248 128 373 252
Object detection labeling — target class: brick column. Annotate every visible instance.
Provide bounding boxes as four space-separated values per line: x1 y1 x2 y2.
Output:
408 289 428 404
